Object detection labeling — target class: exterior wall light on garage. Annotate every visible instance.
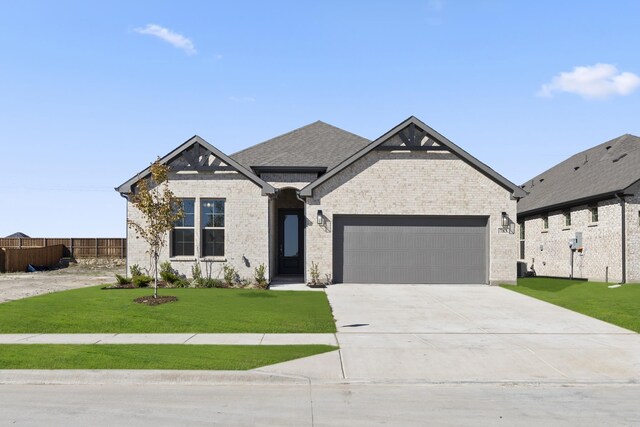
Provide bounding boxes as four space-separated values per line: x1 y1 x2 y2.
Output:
501 212 509 227
317 210 324 225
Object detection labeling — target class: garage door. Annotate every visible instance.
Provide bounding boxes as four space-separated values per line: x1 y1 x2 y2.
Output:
333 216 487 284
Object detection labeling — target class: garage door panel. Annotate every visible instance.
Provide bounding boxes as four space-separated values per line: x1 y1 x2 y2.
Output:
334 215 487 284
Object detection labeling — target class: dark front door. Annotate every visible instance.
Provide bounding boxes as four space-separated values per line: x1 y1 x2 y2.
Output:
278 209 304 275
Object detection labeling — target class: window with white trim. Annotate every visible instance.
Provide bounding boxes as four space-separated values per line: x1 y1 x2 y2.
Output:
519 222 525 259
201 199 225 257
171 199 195 257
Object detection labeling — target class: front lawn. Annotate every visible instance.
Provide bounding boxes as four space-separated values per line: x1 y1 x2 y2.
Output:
0 344 336 370
502 278 640 333
0 286 336 333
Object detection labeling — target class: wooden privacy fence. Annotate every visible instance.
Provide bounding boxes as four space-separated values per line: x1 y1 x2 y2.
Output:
0 238 126 259
0 245 65 273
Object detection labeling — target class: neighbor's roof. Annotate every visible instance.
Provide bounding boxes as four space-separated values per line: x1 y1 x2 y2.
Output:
518 134 640 217
5 232 29 238
230 121 370 170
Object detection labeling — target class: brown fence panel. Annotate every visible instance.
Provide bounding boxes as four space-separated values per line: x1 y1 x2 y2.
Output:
0 238 126 258
0 249 5 273
3 245 65 273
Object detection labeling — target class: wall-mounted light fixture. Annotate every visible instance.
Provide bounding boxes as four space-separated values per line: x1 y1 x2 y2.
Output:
501 212 509 227
317 210 324 225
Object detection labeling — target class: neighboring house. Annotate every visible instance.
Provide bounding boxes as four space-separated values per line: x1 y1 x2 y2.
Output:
116 116 525 285
517 134 640 283
5 232 30 238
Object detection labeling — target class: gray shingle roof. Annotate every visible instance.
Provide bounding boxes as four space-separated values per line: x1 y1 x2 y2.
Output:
230 121 370 170
518 134 640 216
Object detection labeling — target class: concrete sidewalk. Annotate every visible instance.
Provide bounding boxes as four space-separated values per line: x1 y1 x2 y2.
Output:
0 333 337 346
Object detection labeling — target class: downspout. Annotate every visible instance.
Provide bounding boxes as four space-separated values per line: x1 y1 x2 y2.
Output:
118 191 130 276
616 193 626 284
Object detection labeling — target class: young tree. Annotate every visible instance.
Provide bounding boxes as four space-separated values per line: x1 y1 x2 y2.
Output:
127 160 183 298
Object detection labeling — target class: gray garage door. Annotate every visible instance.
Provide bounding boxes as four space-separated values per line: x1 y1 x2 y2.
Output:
333 216 487 284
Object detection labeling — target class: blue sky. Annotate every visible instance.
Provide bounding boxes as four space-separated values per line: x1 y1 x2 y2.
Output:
1 1 639 237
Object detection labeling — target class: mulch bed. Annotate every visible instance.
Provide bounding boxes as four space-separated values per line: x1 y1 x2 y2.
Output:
133 295 178 306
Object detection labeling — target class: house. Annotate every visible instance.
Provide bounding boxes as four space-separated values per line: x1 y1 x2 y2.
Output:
116 116 525 285
517 134 640 283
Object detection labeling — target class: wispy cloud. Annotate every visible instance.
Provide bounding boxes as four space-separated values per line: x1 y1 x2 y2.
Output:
538 63 640 99
134 24 196 55
228 96 256 103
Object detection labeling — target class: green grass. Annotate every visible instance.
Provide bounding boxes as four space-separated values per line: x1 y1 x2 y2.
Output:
0 286 336 333
502 278 640 332
0 344 337 370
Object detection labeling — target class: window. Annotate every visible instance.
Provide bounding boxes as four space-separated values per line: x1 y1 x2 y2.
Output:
542 214 548 230
171 199 195 256
563 211 572 227
519 222 525 259
589 206 599 223
201 199 225 257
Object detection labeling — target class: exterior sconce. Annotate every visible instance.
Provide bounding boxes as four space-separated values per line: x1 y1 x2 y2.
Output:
501 212 509 227
317 210 324 225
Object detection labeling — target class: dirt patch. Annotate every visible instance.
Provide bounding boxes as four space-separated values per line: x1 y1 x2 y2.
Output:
134 295 178 306
0 264 125 303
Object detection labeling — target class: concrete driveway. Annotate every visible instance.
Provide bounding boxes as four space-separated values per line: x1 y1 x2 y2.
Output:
262 284 640 383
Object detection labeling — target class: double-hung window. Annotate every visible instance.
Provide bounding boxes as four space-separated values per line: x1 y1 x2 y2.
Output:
563 211 572 227
201 199 225 257
542 214 549 230
171 199 195 257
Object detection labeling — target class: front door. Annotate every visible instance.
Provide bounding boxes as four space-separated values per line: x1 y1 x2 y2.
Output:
278 209 304 275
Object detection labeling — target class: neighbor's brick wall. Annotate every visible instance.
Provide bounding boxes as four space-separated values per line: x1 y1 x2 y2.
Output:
521 199 623 282
625 191 640 283
305 151 518 285
127 171 269 279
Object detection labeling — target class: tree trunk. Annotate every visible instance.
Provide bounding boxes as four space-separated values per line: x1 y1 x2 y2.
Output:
154 251 159 299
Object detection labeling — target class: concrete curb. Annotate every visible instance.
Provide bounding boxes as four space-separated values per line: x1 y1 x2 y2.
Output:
0 370 311 386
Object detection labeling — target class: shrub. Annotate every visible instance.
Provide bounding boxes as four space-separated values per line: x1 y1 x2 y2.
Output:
254 264 268 289
309 261 320 286
132 274 153 288
115 274 132 285
172 278 191 288
130 264 143 277
159 261 180 284
198 277 225 288
223 264 238 287
191 263 202 281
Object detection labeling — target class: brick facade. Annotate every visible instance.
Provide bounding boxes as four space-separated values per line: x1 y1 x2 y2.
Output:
304 151 518 285
520 194 640 283
127 171 269 280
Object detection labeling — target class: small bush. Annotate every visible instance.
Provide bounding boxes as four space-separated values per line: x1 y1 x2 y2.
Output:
159 261 180 284
191 263 202 281
309 261 320 286
223 264 238 287
254 264 268 289
172 278 191 288
130 264 143 277
115 274 132 285
132 274 153 288
198 277 225 288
